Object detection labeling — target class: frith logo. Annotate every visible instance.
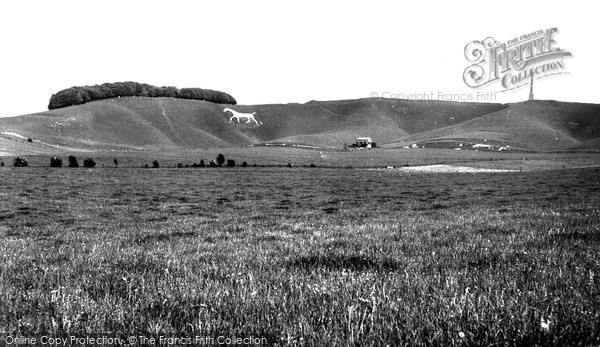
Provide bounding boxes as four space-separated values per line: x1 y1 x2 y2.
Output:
463 28 572 91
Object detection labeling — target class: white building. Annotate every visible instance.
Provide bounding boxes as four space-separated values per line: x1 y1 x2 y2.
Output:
355 137 373 148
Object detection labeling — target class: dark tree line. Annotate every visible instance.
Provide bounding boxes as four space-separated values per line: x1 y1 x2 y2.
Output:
6 154 308 169
48 82 237 110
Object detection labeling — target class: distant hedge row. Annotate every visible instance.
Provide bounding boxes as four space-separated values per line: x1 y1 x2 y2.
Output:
48 82 237 110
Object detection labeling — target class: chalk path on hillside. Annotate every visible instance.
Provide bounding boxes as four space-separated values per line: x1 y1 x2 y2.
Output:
1 132 28 139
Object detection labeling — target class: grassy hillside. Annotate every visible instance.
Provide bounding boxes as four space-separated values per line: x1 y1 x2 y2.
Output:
248 99 505 147
386 100 600 150
0 97 598 155
0 98 254 151
0 97 503 152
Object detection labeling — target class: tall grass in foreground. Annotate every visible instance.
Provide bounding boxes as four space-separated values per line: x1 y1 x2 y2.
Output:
0 167 599 345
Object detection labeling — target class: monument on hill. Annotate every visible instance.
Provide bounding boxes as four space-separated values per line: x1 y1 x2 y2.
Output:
528 74 534 101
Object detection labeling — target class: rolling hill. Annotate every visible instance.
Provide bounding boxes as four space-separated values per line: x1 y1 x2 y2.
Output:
0 96 599 155
385 100 600 150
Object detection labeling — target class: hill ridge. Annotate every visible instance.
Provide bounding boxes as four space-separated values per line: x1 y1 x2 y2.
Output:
0 97 598 155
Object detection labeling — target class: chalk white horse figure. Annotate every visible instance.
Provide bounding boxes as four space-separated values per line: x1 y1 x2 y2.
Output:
223 108 259 125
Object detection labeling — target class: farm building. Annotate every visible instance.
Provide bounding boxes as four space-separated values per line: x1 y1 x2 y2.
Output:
353 137 375 149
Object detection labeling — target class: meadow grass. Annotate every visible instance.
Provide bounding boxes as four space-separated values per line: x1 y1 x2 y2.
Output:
0 167 599 346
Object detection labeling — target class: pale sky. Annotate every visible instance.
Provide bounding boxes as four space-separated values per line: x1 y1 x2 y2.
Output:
0 0 597 118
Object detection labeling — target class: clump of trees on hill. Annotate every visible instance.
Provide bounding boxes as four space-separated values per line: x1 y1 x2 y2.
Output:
48 81 237 110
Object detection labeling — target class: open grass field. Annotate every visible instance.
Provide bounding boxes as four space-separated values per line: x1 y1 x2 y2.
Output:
1 166 599 345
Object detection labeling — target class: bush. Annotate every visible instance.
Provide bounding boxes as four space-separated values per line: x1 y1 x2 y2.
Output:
13 157 28 167
48 82 237 110
199 160 205 167
0 162 4 167
216 154 225 167
226 159 235 167
152 160 160 168
241 161 248 167
113 158 118 167
27 137 33 143
50 157 63 167
68 156 79 168
209 160 218 167
83 158 96 168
